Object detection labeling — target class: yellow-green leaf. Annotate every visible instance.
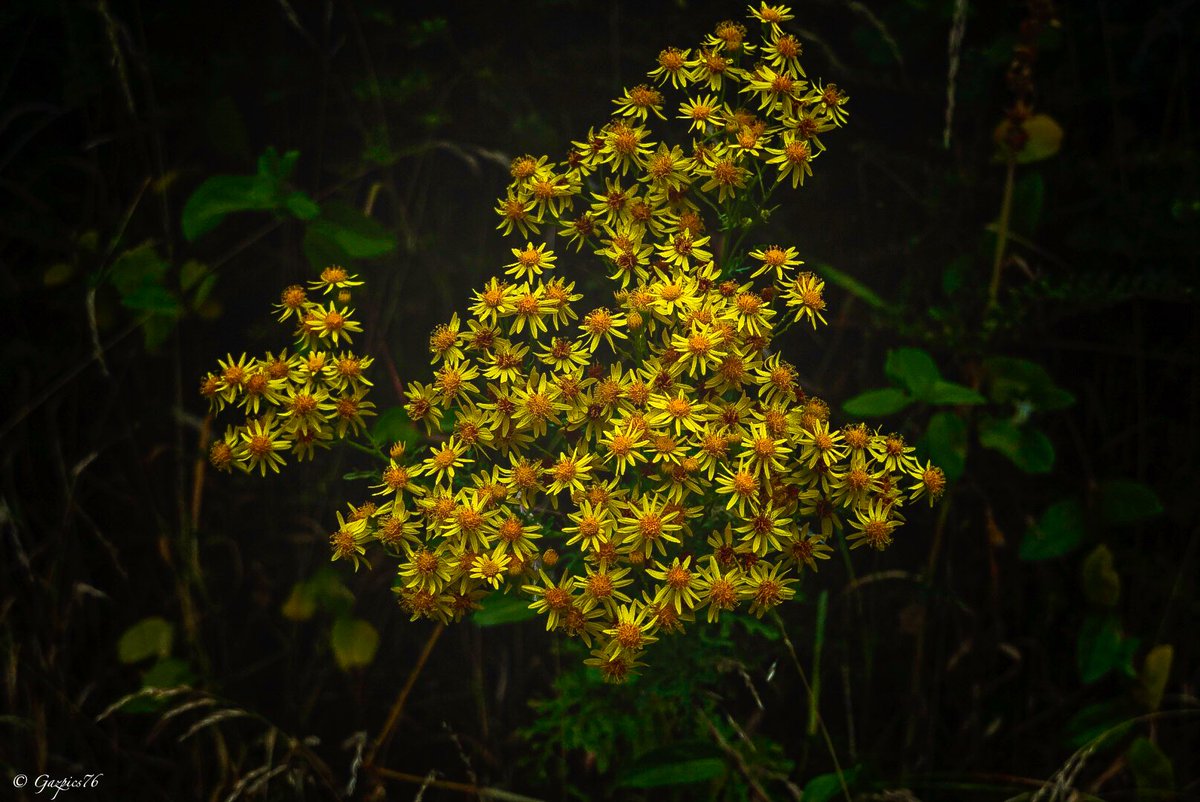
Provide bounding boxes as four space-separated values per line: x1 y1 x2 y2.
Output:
118 616 175 664
330 618 379 671
1134 645 1173 712
1081 545 1120 608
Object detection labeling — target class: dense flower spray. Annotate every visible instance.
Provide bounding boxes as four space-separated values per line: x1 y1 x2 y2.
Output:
201 4 945 682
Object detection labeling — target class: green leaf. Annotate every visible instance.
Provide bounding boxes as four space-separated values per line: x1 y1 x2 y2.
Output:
109 242 179 314
473 593 539 627
369 407 422 451
812 262 890 310
1081 545 1120 607
257 147 299 183
924 410 968 481
1019 498 1084 560
142 657 195 689
1063 698 1135 750
302 201 396 268
330 618 379 671
282 581 318 622
1097 480 1163 527
801 767 860 802
885 348 940 398
284 191 321 221
1134 645 1173 712
617 742 725 788
978 417 1055 473
1077 614 1138 684
1127 737 1175 796
842 388 911 418
926 380 986 406
984 357 1075 411
181 175 277 241
118 616 175 664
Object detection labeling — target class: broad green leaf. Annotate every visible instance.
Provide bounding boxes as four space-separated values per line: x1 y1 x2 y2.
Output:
369 407 423 451
473 593 539 627
308 568 355 618
842 388 911 418
257 147 300 184
43 262 73 287
885 348 940 398
924 410 967 481
142 657 195 689
330 618 379 671
302 200 396 268
1019 498 1084 560
1077 614 1138 684
813 262 890 310
110 242 179 314
1097 480 1163 527
1134 645 1173 712
1081 545 1120 608
1127 737 1175 796
118 616 175 664
1063 698 1134 750
617 742 725 788
984 357 1075 411
282 581 318 622
801 767 860 802
978 417 1055 473
181 175 276 241
284 191 321 220
926 380 986 406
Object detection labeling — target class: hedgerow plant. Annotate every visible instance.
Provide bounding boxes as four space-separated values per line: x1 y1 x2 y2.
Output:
200 3 945 682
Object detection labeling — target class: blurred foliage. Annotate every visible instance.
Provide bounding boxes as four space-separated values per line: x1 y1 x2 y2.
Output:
1 0 1197 800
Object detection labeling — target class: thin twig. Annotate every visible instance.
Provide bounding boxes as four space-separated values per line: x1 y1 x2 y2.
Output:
365 622 445 769
371 766 546 802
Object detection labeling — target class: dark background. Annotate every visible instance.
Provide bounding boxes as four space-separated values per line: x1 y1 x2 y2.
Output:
2 1 1197 800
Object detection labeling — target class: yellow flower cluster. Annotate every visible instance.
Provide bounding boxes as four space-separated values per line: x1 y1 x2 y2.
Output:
199 266 376 475
205 5 946 683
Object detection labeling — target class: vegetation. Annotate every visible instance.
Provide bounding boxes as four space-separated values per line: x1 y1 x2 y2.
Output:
2 1 1195 800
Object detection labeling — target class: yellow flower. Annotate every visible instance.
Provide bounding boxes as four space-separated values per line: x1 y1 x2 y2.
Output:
494 190 542 237
618 494 683 559
648 47 692 89
545 447 596 497
403 380 444 434
505 241 557 282
420 435 473 486
647 555 702 614
429 312 465 365
309 265 364 295
783 271 827 328
580 307 628 353
646 390 707 435
715 460 761 516
745 561 797 615
695 555 747 623
304 302 363 346
508 282 556 340
601 602 658 658
469 544 512 590
235 414 290 476
764 131 816 188
613 84 667 122
511 370 568 437
748 244 802 280
847 499 904 551
762 30 805 77
678 95 723 133
470 277 515 325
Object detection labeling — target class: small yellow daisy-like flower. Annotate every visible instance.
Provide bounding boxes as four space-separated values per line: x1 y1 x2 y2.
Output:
764 131 816 188
646 390 707 436
235 414 290 476
694 148 749 203
304 302 363 346
469 544 511 590
740 64 804 112
908 459 948 506
784 271 827 328
745 561 797 615
715 460 761 516
847 499 904 551
678 95 723 133
420 435 473 486
545 447 596 497
275 284 309 322
329 511 371 571
575 563 634 614
429 312 465 365
523 570 576 631
647 555 702 614
648 47 692 89
504 242 557 282
470 277 514 326
782 527 835 572
805 80 850 125
748 244 802 280
331 388 376 438
508 282 556 340
580 307 628 353
613 84 667 122
403 380 444 434
656 231 712 272
494 190 542 238
602 602 658 658
309 265 363 295
762 30 805 77
688 47 734 91
599 119 654 176
695 555 747 623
